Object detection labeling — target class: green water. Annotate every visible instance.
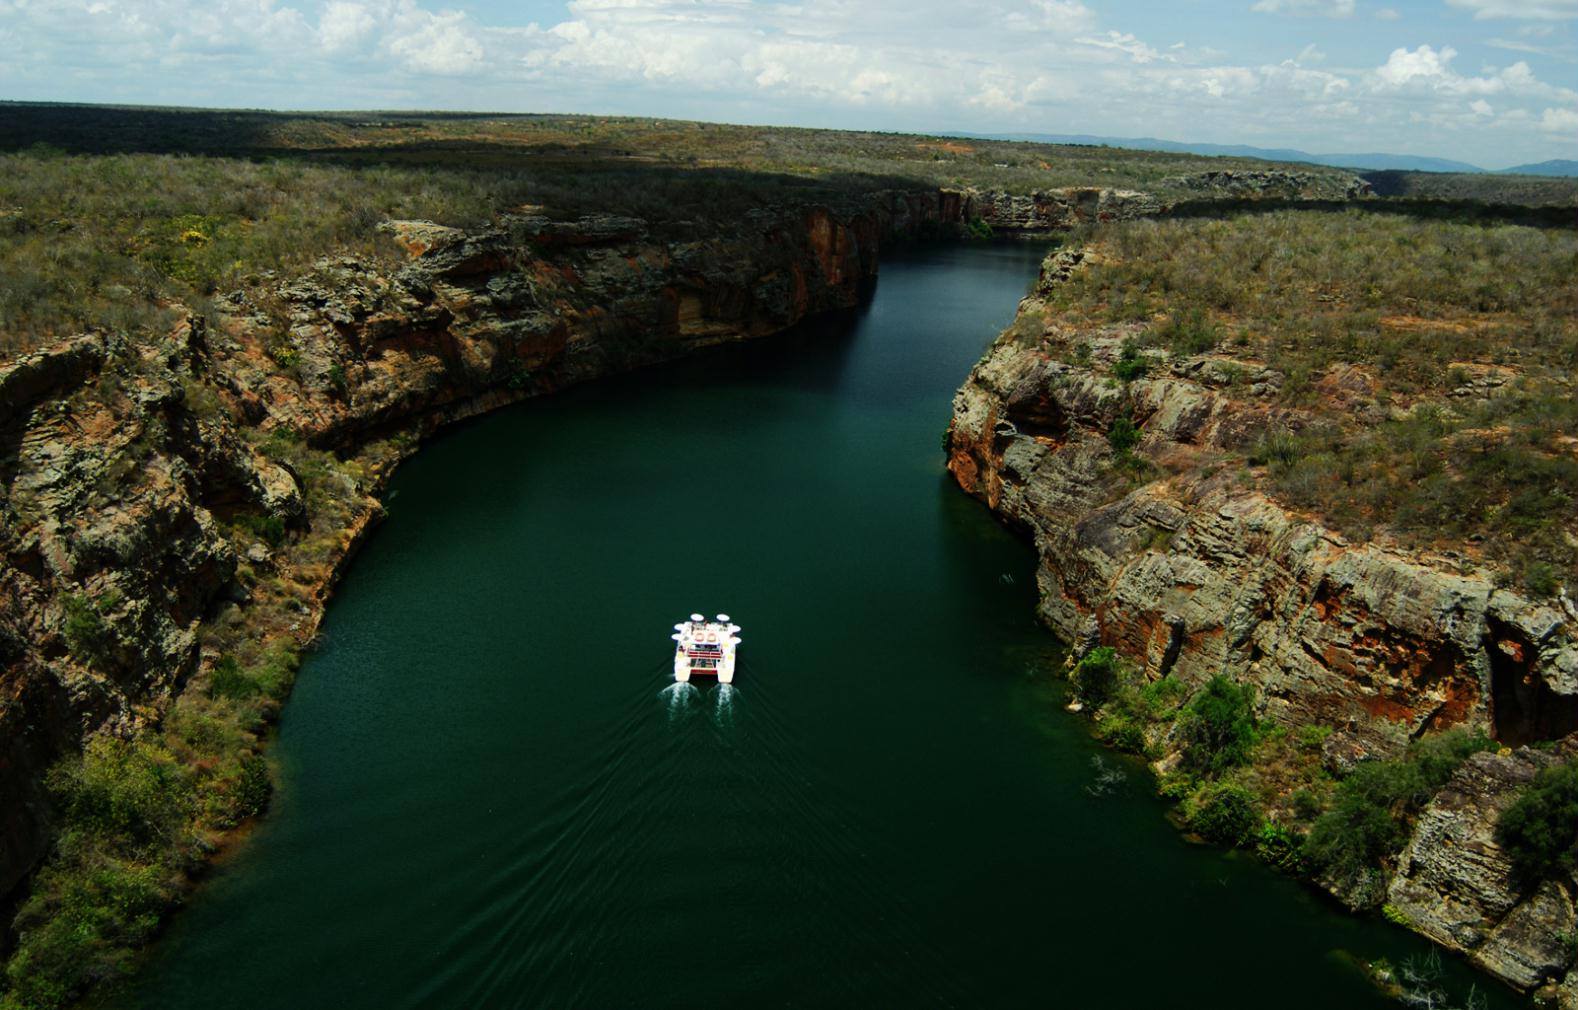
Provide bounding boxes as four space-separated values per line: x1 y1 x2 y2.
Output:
129 244 1517 1009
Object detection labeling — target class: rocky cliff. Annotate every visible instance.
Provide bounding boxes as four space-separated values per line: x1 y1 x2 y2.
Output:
947 244 1578 1002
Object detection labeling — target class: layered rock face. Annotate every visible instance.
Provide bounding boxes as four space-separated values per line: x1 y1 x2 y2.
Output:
946 187 1164 234
1389 740 1578 998
1 331 307 897
946 249 1578 1000
1163 169 1374 201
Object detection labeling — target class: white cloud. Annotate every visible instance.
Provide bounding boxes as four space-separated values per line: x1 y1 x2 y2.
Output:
387 10 483 75
1487 35 1578 60
318 1 378 54
1446 0 1578 19
1470 98 1493 114
1374 43 1459 86
1074 30 1161 63
1374 7 1400 18
1032 0 1097 29
1372 43 1578 101
1541 106 1578 132
1250 0 1355 17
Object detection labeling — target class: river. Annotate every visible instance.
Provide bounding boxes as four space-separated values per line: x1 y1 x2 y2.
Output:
127 243 1516 1009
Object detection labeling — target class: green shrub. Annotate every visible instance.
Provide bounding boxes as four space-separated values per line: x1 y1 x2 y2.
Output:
1156 307 1219 356
249 641 301 702
1095 711 1147 753
1111 340 1148 382
47 735 195 850
1409 729 1496 792
1496 760 1578 887
1249 427 1305 469
325 362 349 398
233 753 273 821
1522 561 1560 599
207 656 259 701
1303 729 1494 886
1255 821 1306 872
1178 676 1257 776
1139 676 1189 720
964 217 994 240
1191 782 1262 846
1291 788 1324 821
1108 415 1141 455
1296 724 1334 751
1071 646 1121 706
234 512 288 548
59 593 117 670
1302 759 1415 884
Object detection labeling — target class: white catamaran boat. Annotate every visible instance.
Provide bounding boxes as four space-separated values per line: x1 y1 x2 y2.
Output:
672 614 741 683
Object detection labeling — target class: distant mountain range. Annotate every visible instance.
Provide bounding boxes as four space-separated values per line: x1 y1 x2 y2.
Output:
1501 159 1578 178
950 132 1578 177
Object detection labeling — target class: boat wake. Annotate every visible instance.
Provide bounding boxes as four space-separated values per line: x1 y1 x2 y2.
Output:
659 681 699 724
711 682 737 729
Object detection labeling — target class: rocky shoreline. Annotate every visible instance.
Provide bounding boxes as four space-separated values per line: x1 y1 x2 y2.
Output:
946 246 1578 1006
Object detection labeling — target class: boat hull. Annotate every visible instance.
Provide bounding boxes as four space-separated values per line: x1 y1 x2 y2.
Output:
672 616 740 684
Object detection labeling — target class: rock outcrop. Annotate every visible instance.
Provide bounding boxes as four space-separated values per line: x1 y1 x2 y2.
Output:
1163 169 1374 201
1389 740 1578 994
946 248 1578 1000
946 187 1165 233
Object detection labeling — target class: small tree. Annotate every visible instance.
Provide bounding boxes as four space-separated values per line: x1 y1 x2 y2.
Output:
61 592 117 670
1191 782 1262 847
1302 760 1418 884
1497 760 1578 888
1111 340 1148 382
1108 415 1141 455
1071 646 1121 707
1179 675 1257 776
1303 729 1495 891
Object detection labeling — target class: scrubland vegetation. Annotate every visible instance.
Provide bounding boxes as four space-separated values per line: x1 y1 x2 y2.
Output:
1363 169 1578 208
0 100 1370 358
1040 210 1578 595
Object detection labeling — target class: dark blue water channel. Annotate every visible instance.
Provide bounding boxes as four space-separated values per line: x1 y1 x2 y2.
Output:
127 243 1517 1009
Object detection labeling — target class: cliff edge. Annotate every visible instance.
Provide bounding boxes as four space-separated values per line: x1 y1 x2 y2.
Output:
947 213 1578 1003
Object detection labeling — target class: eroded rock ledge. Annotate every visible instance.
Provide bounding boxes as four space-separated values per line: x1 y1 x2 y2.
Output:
946 248 1578 1003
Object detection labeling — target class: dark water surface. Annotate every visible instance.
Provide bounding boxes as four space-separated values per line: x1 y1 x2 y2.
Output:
129 244 1515 1009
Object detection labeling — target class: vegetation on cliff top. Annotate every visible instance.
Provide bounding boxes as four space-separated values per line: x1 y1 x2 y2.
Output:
1363 168 1578 209
0 100 1360 358
1033 209 1578 596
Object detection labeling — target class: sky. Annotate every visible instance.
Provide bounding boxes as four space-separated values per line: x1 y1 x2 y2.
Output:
1 0 1575 168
